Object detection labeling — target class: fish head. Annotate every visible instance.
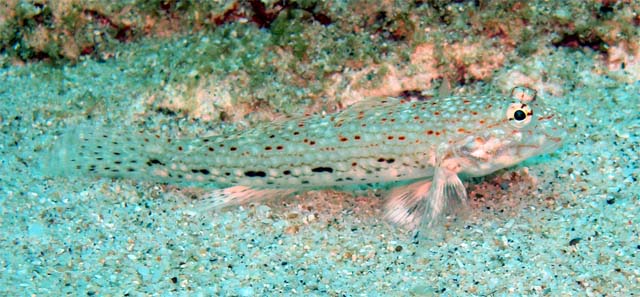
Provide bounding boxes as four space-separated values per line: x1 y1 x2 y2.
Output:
456 87 566 176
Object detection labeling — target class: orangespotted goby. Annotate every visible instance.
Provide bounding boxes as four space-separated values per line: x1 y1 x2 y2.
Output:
45 87 565 229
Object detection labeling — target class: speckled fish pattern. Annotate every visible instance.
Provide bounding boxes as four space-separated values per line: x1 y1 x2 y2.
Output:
46 87 566 229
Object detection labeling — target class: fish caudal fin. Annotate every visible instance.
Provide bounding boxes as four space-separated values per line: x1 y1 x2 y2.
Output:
40 124 166 181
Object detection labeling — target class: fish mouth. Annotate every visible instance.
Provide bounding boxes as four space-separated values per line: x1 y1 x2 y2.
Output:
512 133 564 161
460 134 561 177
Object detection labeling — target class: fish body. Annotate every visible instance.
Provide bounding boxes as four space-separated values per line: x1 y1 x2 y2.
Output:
46 87 565 229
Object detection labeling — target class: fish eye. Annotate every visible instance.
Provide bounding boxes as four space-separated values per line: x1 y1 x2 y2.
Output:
514 110 526 121
507 103 532 127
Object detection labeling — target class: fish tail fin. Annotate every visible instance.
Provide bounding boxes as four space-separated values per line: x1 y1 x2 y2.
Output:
40 124 170 181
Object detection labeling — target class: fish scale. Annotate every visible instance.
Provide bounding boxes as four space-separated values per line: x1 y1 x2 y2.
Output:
45 87 565 229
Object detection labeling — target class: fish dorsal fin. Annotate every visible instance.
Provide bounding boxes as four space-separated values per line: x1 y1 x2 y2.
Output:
242 97 404 135
340 96 404 113
330 97 406 123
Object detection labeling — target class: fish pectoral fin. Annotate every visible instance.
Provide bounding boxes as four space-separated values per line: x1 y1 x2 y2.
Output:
383 180 433 230
425 166 468 226
197 186 295 211
384 165 468 230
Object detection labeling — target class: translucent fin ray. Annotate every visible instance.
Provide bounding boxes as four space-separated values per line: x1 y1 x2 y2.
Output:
198 186 295 211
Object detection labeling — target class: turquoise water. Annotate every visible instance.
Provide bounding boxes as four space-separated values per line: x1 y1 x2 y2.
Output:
1 2 638 295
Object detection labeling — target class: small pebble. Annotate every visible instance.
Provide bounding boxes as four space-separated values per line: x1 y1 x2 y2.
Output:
237 286 255 297
499 181 510 190
569 238 582 246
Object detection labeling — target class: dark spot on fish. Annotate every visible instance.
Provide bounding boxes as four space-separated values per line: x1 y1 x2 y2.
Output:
311 167 333 173
146 158 165 166
244 170 266 177
192 168 210 175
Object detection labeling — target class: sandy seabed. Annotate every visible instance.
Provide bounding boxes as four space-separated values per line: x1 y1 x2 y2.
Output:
0 8 638 297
